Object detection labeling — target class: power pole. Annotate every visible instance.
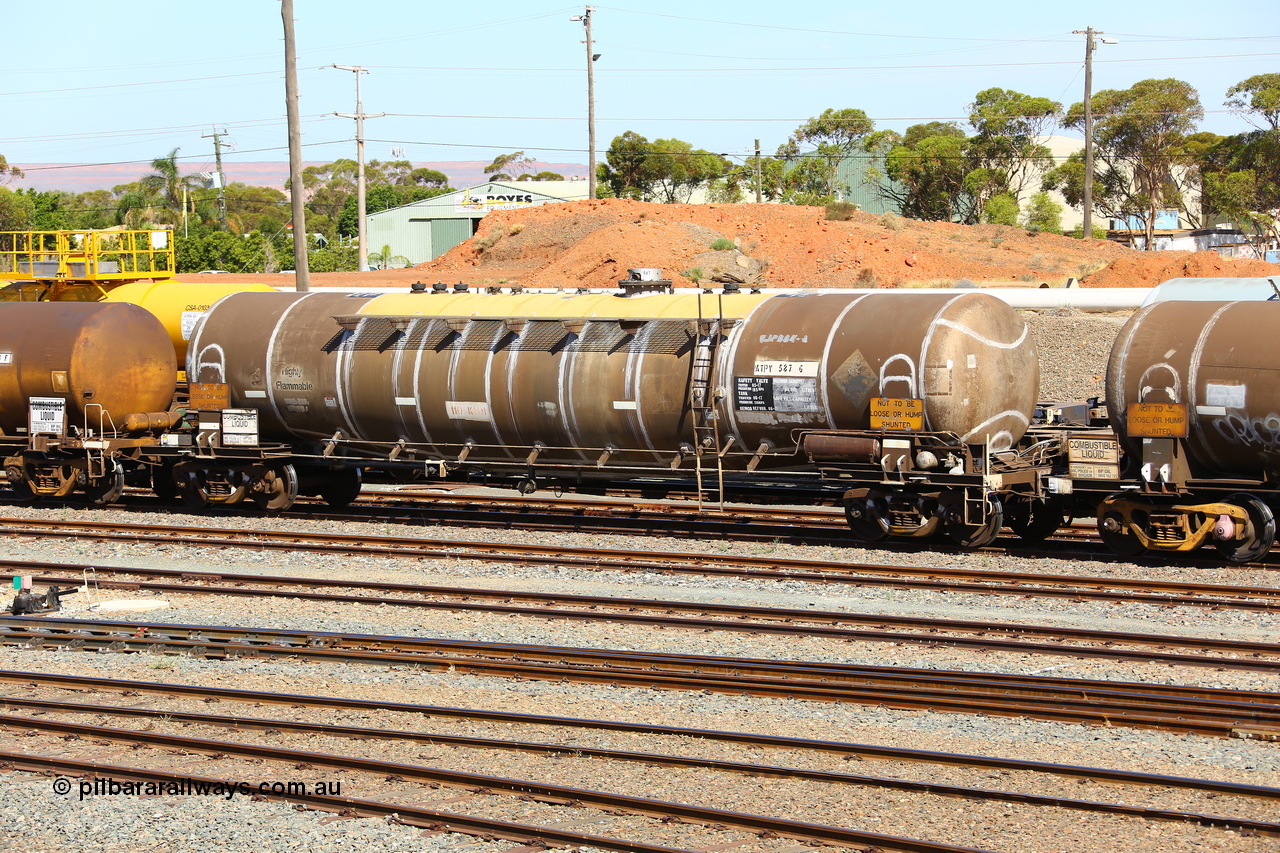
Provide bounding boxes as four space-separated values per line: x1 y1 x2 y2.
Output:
281 0 310 291
201 127 229 231
571 7 598 200
1072 27 1116 240
754 139 762 203
332 65 384 273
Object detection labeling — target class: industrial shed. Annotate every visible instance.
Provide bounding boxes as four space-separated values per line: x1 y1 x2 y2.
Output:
366 180 589 265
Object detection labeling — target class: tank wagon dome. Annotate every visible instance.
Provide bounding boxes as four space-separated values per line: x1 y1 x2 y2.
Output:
1108 299 1280 479
0 302 176 435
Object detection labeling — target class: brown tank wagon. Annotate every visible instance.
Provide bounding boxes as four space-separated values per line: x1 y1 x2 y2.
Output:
0 302 177 503
1099 299 1280 561
173 284 1045 545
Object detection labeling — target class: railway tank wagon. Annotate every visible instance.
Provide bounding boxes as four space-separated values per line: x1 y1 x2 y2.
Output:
0 302 177 502
1100 299 1280 561
180 282 1041 544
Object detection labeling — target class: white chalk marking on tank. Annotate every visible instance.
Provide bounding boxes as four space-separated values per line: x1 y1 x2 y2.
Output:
391 317 415 441
1109 304 1149 438
264 296 318 439
624 325 654 454
1136 363 1183 403
1164 349 1177 359
878 354 918 398
481 332 508 457
191 344 226 385
960 415 1025 447
818 294 868 429
445 318 467 445
411 320 436 448
1187 302 1235 471
504 327 525 455
929 317 1028 349
919 294 972 431
333 318 366 442
966 354 976 369
558 325 585 463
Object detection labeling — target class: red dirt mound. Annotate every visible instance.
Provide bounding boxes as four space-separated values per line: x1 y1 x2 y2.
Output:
177 199 1279 290
416 199 1277 290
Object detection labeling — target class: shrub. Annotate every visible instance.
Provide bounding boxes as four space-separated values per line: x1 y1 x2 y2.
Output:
473 229 502 252
824 201 858 221
984 194 1019 226
682 267 704 283
880 212 902 232
1021 191 1062 234
709 237 736 251
855 267 879 287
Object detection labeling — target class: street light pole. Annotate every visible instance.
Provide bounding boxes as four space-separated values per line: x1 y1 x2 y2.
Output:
332 65 384 272
1073 27 1117 239
571 7 598 200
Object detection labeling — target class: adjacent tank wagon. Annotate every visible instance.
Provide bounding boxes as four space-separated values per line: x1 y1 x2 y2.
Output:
1099 299 1280 561
0 302 177 502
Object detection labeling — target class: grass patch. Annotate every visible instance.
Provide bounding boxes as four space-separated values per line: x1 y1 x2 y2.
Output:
824 201 858 221
709 237 736 251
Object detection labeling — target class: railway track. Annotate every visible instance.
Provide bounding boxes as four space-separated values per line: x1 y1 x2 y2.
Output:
5 672 1279 844
5 616 1279 737
11 560 1280 670
3 515 1278 610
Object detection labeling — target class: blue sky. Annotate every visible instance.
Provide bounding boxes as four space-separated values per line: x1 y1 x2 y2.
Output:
2 1 1276 184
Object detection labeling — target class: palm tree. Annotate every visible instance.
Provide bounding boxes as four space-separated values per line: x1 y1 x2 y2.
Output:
367 244 410 270
118 148 211 228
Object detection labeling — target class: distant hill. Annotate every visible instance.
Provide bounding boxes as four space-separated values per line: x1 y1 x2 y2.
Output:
10 161 589 193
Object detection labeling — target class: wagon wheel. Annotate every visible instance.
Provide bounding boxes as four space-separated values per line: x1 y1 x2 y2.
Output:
151 461 179 502
320 467 363 508
1214 493 1276 564
252 463 299 511
172 463 210 510
943 492 1004 549
5 464 35 502
844 490 891 542
84 460 126 506
1005 496 1067 543
1097 494 1147 558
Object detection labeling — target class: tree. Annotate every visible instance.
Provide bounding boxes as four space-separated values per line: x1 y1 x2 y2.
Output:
222 182 289 236
882 124 969 221
1021 191 1063 234
516 171 564 182
0 155 23 186
600 132 651 199
776 108 874 200
598 133 729 203
983 193 1019 226
966 88 1061 221
335 182 452 237
0 187 35 232
1052 78 1203 249
484 151 535 181
1225 73 1280 131
367 243 410 270
399 168 449 188
643 139 729 203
